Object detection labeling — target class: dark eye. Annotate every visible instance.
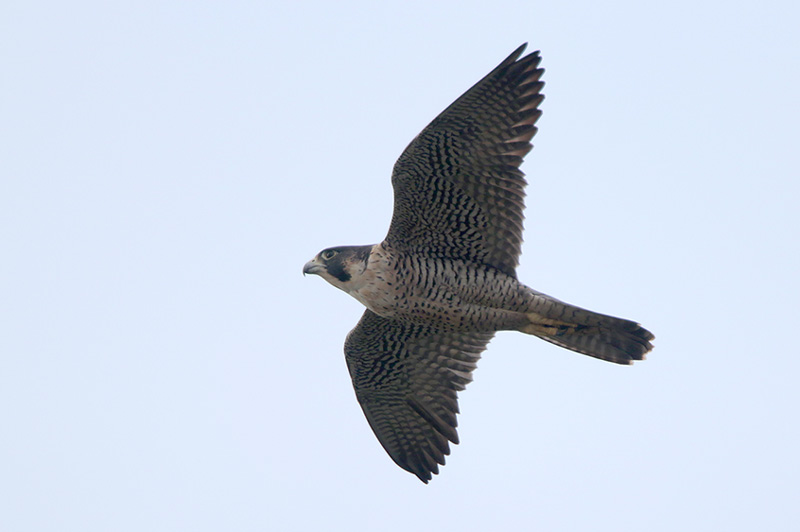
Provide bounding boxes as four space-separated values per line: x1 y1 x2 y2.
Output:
321 249 337 260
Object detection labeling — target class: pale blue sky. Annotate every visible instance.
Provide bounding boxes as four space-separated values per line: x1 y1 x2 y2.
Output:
2 1 799 530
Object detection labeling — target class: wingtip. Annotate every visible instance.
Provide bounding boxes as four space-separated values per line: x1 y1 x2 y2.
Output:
500 43 528 68
515 42 543 60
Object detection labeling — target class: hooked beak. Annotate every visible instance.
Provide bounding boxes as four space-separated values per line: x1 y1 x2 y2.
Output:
303 259 325 276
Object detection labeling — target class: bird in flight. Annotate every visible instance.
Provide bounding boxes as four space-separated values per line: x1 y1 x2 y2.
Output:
304 44 654 483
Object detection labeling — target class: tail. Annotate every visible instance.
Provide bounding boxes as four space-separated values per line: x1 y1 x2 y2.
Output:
520 295 654 365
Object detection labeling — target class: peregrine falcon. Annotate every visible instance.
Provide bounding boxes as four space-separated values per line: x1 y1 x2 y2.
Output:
303 44 654 483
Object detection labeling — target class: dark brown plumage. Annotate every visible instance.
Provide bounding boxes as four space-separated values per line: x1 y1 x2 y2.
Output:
388 44 543 278
304 44 654 483
344 311 493 482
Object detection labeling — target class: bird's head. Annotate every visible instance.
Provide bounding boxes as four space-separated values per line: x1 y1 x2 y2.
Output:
303 245 373 292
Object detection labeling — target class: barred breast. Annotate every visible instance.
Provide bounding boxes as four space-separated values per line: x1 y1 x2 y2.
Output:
350 243 533 332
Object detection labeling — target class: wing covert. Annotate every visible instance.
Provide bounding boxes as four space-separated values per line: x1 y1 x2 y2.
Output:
386 44 545 277
344 310 494 483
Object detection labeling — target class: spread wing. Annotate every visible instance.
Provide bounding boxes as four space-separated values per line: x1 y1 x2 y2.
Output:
385 44 545 278
344 310 494 483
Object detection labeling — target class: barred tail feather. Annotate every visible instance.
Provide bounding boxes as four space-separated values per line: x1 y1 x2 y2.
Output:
521 304 654 365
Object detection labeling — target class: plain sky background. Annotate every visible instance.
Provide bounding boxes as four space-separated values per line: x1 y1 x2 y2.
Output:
2 1 799 530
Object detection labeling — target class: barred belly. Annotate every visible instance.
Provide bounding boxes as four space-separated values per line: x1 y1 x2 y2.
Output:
350 245 534 332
